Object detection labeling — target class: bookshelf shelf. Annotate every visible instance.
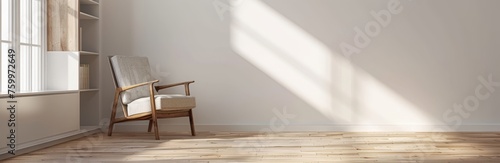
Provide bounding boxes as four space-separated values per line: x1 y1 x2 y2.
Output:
80 0 99 5
80 89 99 92
80 51 99 56
80 12 99 20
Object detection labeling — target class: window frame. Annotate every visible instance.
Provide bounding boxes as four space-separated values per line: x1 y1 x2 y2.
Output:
1 0 46 93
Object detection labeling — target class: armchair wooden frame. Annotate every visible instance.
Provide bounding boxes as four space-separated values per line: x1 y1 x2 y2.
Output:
107 56 196 140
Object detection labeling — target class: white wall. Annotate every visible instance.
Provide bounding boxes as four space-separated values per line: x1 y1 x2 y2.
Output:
101 0 500 132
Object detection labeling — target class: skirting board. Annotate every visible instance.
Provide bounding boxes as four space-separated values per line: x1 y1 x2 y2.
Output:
112 124 500 133
0 127 101 161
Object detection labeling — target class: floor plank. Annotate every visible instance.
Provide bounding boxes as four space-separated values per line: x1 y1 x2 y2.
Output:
3 132 500 162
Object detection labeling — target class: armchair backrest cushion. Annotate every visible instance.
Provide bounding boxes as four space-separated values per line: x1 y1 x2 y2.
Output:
110 56 156 104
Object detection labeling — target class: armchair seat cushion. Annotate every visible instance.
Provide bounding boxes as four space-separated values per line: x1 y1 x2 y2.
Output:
127 94 196 116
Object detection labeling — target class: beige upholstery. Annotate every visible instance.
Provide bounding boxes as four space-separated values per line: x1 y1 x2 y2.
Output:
110 56 155 104
128 94 196 116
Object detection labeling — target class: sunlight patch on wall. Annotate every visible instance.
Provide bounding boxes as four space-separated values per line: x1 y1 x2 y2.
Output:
229 0 439 127
353 69 441 128
230 0 352 121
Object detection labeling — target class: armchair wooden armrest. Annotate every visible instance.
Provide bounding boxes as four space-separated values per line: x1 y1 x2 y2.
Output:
117 80 160 92
155 81 195 96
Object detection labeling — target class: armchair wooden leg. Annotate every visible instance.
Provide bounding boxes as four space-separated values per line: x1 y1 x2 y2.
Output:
153 119 160 140
109 90 120 136
148 119 153 132
108 107 117 136
108 121 114 136
189 110 196 136
148 84 161 140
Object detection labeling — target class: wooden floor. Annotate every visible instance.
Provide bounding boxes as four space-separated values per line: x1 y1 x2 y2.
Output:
3 132 500 162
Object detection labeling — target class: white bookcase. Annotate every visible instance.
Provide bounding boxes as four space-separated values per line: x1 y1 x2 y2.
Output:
46 0 101 129
0 0 102 158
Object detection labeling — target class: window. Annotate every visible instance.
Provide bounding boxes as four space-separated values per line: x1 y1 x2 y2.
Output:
1 0 44 93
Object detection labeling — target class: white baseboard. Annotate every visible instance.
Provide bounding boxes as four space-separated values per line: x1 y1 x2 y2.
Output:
112 124 500 132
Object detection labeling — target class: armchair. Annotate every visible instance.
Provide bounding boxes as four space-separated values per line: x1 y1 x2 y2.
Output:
108 56 196 140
